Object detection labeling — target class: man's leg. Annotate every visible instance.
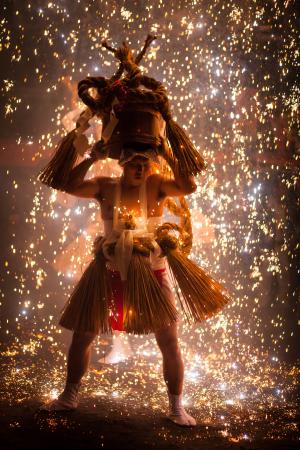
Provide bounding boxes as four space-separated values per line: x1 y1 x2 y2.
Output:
154 321 196 426
154 320 184 395
66 331 97 383
39 331 97 411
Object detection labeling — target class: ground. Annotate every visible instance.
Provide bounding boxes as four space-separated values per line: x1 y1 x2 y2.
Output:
0 332 299 449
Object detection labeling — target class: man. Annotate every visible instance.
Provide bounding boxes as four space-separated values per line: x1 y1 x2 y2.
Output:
39 144 198 427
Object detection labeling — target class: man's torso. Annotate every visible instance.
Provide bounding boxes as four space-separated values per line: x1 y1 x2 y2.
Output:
96 174 166 220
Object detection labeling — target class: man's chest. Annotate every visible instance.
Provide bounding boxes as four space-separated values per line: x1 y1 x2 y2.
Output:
98 178 165 219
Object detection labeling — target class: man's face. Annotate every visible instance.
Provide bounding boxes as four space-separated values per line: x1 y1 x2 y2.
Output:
123 156 151 186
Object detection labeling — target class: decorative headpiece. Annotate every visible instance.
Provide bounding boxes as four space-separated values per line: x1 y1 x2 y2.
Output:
118 146 160 167
37 35 207 191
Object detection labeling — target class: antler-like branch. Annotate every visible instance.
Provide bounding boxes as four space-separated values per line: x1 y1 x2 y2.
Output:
101 35 157 81
135 34 157 64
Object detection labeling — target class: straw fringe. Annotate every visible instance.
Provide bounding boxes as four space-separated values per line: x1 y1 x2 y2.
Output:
59 254 113 335
165 119 206 177
37 129 80 191
123 253 179 334
59 220 230 335
165 249 230 324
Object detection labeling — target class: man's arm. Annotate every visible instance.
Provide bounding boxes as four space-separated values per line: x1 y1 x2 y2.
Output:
64 175 108 199
63 153 106 198
63 144 109 199
150 173 197 197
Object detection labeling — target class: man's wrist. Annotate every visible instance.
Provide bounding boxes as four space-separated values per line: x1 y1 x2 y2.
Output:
87 150 98 162
89 140 108 161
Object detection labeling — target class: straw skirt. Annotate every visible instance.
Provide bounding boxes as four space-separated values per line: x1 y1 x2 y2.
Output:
107 266 178 331
58 257 179 335
58 235 230 335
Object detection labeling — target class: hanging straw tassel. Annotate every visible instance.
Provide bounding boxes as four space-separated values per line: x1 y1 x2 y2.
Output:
123 253 179 335
37 107 94 190
59 253 113 335
165 118 206 177
166 250 230 324
156 233 230 325
37 129 80 191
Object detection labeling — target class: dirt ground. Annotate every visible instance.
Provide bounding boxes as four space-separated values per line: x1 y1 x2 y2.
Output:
0 397 299 450
1 331 299 450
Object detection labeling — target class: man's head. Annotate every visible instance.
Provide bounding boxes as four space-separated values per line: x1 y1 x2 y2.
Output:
121 155 152 186
118 147 159 187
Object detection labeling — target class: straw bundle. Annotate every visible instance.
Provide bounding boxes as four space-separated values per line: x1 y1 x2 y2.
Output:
165 118 206 177
166 250 230 324
59 252 113 334
156 227 230 325
123 248 179 334
37 129 80 190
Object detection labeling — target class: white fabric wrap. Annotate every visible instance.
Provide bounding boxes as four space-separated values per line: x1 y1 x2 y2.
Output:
96 176 165 281
72 107 94 156
101 225 159 281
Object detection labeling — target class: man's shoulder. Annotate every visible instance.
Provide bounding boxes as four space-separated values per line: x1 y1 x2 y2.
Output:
146 173 162 183
146 173 166 199
96 176 118 186
95 176 119 198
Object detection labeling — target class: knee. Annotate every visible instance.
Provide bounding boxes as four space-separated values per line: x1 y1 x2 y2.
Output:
156 335 181 357
71 331 97 348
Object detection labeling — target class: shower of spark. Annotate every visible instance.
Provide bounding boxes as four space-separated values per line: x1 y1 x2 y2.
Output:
1 0 299 444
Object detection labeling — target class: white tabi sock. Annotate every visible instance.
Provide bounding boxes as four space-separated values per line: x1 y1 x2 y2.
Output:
167 391 196 427
39 381 82 411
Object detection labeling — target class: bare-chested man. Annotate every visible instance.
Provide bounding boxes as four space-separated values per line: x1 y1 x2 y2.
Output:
39 145 197 427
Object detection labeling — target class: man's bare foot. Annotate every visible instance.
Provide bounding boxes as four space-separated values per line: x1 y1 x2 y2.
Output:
39 396 78 411
167 409 197 427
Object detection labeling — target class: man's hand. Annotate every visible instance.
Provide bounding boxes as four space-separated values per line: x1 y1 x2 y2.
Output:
89 140 109 162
